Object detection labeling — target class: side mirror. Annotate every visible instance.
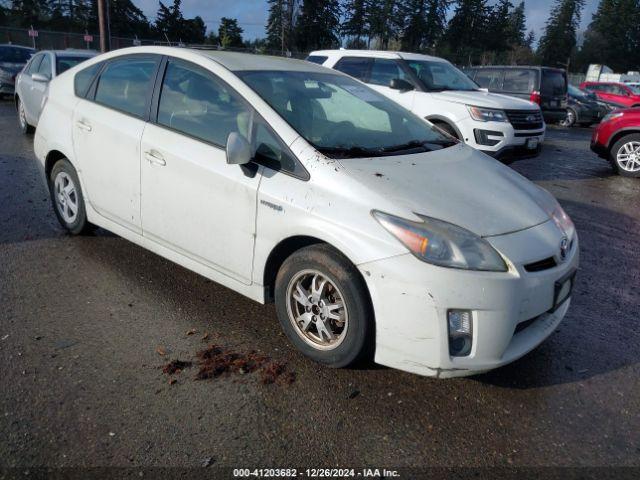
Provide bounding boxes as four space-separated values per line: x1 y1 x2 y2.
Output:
226 132 252 166
389 78 414 92
31 73 50 83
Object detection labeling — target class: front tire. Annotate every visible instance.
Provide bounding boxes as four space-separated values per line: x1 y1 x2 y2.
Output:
274 244 373 368
49 159 92 234
17 97 34 134
610 133 640 177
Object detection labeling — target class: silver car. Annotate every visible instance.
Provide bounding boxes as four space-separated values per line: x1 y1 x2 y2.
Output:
15 49 96 134
0 44 35 97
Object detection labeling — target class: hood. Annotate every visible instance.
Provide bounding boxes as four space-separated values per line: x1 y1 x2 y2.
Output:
339 145 551 237
429 90 538 110
0 62 25 75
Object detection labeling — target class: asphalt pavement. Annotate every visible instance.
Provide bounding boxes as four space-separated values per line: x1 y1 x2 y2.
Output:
0 100 638 473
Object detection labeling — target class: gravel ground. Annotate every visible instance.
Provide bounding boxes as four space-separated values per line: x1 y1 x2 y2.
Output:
0 99 638 474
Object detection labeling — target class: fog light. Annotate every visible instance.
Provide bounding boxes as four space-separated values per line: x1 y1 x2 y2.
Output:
448 310 473 357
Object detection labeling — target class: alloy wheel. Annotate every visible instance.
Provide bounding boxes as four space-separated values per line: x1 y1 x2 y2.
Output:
54 171 79 224
286 270 348 350
18 100 27 130
616 141 640 172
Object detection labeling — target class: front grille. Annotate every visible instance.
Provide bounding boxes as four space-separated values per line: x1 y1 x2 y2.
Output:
505 109 544 131
524 257 557 272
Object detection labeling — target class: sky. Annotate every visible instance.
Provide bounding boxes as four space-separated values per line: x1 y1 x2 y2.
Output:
133 0 600 43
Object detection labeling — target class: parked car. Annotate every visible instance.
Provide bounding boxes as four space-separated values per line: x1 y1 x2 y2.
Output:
579 81 640 108
591 107 640 177
0 44 35 98
464 65 568 125
561 84 610 127
34 47 578 378
308 50 544 162
15 49 97 133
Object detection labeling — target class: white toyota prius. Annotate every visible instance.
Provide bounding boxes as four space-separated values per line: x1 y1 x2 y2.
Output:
34 47 579 378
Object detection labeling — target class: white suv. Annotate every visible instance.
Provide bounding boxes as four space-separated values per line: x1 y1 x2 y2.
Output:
308 50 545 162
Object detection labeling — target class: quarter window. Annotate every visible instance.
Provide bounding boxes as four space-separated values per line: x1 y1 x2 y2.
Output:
74 62 102 98
37 54 52 78
25 54 43 75
94 57 157 118
157 59 251 146
333 57 371 82
306 55 328 65
368 59 408 87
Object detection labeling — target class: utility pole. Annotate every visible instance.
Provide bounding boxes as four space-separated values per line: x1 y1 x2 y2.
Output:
97 0 111 52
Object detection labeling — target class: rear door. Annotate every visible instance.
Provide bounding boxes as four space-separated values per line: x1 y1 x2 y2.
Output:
140 57 262 283
471 68 504 92
72 54 160 233
540 69 567 110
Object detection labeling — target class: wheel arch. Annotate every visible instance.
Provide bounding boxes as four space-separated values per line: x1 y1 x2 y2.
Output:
425 115 463 140
44 150 70 180
608 129 640 153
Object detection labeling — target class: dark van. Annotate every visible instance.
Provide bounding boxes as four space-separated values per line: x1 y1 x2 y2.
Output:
463 66 568 124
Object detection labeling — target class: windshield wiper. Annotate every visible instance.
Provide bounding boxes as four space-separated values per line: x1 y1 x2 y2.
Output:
316 145 378 158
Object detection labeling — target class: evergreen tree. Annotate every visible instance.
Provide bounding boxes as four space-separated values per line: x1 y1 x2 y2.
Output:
341 0 368 48
295 0 341 52
507 1 527 46
365 0 399 49
9 0 49 28
537 0 585 67
218 17 244 47
155 0 184 42
440 0 490 65
485 0 513 54
422 0 450 52
578 0 640 72
266 0 297 52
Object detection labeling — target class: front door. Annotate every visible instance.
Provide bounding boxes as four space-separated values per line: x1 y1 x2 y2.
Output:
140 58 261 283
72 54 160 233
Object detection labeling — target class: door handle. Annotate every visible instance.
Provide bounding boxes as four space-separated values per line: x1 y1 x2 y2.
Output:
76 121 92 132
144 150 166 166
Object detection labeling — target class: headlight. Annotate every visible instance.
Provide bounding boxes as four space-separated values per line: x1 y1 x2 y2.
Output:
372 211 508 272
550 204 575 241
602 111 624 123
467 106 508 122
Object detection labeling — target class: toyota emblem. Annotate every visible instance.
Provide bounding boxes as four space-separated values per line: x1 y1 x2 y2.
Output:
559 237 569 261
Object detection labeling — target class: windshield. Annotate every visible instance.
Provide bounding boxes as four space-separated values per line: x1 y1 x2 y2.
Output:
0 46 33 64
569 85 589 98
57 56 91 75
238 70 456 158
404 60 479 92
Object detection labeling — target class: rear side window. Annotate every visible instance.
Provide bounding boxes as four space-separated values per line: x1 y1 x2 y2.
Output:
473 69 502 90
74 62 102 98
306 55 328 65
94 58 157 118
368 59 408 86
541 70 566 96
333 57 371 81
157 59 251 147
502 69 535 93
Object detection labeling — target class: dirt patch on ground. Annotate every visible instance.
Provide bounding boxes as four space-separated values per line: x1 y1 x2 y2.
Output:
160 344 295 386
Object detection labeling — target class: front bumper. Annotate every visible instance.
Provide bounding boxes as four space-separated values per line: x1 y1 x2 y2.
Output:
359 220 579 378
457 116 545 162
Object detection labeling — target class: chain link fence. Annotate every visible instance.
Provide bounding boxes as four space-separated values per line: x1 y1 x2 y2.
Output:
0 25 307 58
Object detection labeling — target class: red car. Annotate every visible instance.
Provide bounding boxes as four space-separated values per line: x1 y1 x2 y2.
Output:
580 81 640 108
591 107 640 177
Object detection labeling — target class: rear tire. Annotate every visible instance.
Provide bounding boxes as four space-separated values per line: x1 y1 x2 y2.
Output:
17 97 34 134
274 244 373 368
559 108 576 127
49 159 92 234
610 133 640 177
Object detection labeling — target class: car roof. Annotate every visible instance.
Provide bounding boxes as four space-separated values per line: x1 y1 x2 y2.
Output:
469 65 565 72
0 44 35 51
309 49 447 63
